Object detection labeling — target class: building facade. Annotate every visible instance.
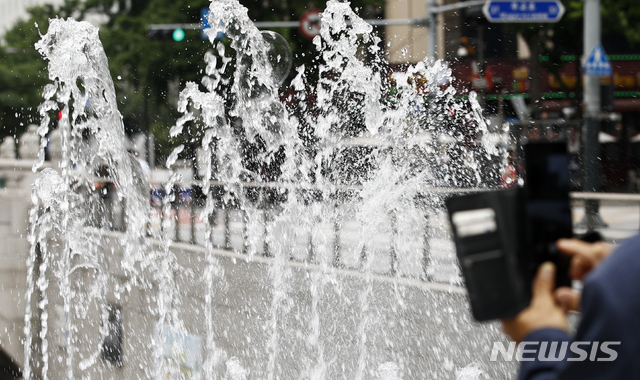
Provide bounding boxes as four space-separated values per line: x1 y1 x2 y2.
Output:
0 0 66 41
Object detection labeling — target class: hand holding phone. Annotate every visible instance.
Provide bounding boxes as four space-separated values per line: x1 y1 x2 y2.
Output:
446 142 576 321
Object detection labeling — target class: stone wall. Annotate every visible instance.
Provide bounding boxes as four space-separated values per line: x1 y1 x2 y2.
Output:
0 187 31 367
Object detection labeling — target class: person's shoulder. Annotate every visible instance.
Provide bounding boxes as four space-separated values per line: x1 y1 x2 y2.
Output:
611 233 640 256
586 233 640 312
577 234 640 378
596 234 640 276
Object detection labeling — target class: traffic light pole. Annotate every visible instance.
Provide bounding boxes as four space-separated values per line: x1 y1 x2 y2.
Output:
426 0 486 61
583 0 603 231
147 19 429 33
148 0 485 52
427 0 437 60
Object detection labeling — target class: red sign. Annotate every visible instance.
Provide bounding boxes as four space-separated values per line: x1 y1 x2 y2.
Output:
299 9 322 39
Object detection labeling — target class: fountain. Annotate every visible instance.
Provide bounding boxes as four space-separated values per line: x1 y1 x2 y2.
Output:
16 0 515 379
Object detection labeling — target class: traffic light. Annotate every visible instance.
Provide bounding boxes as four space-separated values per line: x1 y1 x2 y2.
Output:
147 27 186 42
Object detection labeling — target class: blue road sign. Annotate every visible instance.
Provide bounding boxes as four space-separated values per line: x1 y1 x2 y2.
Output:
583 43 612 77
483 1 565 23
200 8 225 40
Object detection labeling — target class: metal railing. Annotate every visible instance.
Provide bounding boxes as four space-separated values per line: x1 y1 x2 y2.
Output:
570 191 640 230
83 177 640 284
94 179 464 283
3 156 639 284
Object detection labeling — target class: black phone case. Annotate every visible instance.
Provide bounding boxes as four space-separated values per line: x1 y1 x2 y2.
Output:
446 189 530 321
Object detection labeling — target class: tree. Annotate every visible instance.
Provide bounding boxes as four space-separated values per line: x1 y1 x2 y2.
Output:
505 0 640 118
0 0 385 163
0 4 66 142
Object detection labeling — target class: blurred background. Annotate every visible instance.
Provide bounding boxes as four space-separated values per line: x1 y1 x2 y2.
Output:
0 0 638 191
0 1 639 377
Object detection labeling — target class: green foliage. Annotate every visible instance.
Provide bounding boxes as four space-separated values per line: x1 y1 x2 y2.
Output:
566 0 640 45
0 0 386 163
506 0 640 56
500 0 640 117
0 2 89 139
0 6 51 140
2 0 638 151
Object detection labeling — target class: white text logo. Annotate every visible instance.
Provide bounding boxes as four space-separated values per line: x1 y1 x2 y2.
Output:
490 341 620 362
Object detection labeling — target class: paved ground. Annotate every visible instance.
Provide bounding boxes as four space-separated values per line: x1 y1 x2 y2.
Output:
572 201 640 244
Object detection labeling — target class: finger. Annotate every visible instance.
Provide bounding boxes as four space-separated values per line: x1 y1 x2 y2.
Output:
556 238 592 257
532 262 556 304
591 242 613 261
555 287 581 312
570 254 591 280
557 239 612 262
501 319 523 344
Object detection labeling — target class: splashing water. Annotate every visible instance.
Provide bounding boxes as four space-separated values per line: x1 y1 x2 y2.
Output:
456 361 487 380
376 362 403 380
22 0 514 379
24 18 184 379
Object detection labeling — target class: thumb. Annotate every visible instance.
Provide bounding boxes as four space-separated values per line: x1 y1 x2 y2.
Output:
532 262 556 303
555 287 581 312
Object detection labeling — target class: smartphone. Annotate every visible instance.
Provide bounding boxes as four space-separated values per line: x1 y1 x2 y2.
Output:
523 142 573 288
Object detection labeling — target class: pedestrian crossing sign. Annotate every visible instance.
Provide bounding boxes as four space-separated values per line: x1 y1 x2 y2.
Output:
583 43 612 77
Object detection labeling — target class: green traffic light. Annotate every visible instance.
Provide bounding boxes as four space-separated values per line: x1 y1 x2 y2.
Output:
172 28 185 42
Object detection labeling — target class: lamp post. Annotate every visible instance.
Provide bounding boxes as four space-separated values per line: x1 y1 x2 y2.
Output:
583 0 604 230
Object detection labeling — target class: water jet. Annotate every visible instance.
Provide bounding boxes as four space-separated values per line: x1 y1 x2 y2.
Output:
11 1 516 379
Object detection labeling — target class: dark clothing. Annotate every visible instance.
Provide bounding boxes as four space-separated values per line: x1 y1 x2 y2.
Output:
519 233 640 380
